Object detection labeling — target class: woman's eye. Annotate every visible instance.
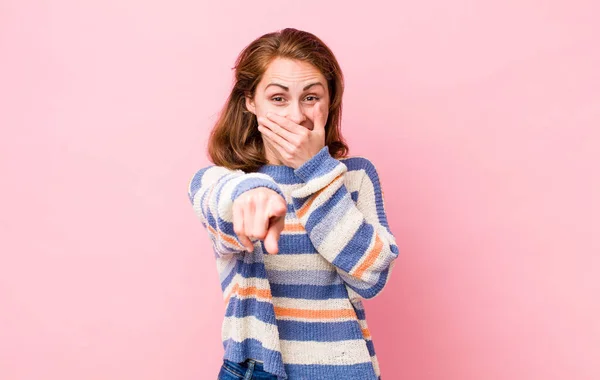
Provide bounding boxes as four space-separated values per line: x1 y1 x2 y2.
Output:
270 95 319 104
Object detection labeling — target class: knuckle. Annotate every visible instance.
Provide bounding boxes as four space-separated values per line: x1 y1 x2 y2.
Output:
233 223 243 235
255 190 267 202
244 197 255 208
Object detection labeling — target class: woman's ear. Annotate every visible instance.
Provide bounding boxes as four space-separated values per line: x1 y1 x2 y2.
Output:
245 92 256 115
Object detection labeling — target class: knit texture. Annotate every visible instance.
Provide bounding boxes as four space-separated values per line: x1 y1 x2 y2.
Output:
187 146 399 380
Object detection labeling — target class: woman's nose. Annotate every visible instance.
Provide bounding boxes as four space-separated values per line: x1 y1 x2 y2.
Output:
288 104 307 125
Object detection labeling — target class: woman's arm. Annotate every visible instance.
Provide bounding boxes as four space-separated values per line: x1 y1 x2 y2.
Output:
291 147 400 299
188 165 286 258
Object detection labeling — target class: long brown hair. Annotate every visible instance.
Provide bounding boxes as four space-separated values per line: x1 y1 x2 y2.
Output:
206 28 349 172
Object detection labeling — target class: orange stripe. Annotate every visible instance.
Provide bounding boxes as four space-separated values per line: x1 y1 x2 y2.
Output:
361 328 371 339
352 234 384 278
283 222 305 232
207 224 245 250
295 193 318 219
273 306 356 319
224 283 272 304
296 173 344 219
204 184 246 251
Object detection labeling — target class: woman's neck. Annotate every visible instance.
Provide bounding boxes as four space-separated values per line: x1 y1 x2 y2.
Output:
263 143 284 166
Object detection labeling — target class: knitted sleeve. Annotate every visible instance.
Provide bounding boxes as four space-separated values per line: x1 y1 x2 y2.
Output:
187 165 286 258
291 146 400 299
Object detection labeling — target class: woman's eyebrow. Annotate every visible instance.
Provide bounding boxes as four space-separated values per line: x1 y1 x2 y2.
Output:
265 82 324 91
303 82 324 91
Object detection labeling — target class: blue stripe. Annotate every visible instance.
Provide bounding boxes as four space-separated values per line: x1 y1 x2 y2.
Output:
222 261 343 291
220 260 269 291
267 233 318 254
231 176 285 201
188 166 213 204
267 269 342 285
369 265 391 297
341 156 369 172
270 283 348 299
366 338 376 356
256 164 303 185
361 158 391 230
277 320 363 341
203 173 240 246
220 264 237 291
199 180 210 214
203 196 217 229
344 264 392 299
224 297 277 325
331 220 375 273
284 361 377 380
293 145 341 182
222 338 287 379
291 193 311 214
354 307 366 320
218 258 237 281
304 184 348 232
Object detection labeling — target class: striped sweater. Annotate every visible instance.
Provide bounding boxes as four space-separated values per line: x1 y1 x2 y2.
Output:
187 146 399 380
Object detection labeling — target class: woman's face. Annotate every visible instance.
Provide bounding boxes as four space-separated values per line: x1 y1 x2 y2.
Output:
246 57 330 132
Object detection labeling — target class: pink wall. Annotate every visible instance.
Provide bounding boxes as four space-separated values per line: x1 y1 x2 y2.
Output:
1 1 598 379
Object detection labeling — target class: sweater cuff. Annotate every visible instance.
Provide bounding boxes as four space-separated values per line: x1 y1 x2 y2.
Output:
293 146 341 182
231 175 286 202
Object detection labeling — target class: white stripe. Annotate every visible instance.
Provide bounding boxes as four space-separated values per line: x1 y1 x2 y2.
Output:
371 355 381 376
344 169 364 192
279 339 371 365
221 315 281 352
290 163 347 199
272 296 353 310
310 195 356 248
217 256 237 281
263 253 334 271
316 206 365 264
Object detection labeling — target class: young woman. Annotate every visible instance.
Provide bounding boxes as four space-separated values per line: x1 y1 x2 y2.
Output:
187 28 399 380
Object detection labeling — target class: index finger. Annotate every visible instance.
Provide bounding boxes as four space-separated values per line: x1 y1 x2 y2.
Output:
266 112 301 132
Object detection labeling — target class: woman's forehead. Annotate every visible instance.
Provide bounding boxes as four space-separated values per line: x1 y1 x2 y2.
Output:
262 58 324 86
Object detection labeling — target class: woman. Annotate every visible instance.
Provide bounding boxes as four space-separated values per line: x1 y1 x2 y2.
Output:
187 28 399 380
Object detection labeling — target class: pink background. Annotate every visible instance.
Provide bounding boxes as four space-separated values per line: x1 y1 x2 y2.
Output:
1 1 599 379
